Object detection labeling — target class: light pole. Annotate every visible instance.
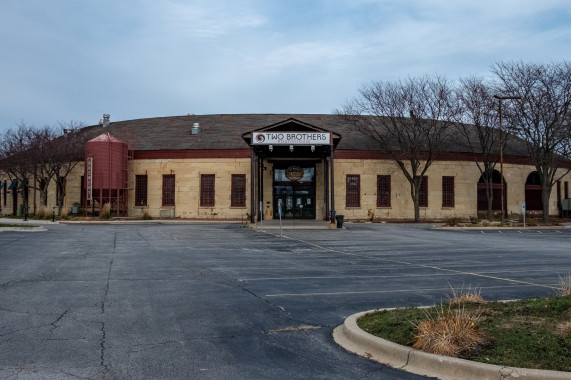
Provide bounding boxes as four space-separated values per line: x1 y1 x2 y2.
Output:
493 95 521 224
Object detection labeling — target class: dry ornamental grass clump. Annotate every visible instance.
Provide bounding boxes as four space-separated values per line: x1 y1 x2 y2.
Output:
447 285 487 305
558 270 571 296
412 306 487 357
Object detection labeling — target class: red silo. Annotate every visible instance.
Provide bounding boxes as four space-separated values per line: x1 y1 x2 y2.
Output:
84 133 128 215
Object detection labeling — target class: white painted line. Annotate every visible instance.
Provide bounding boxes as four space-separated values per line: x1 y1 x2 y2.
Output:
266 284 538 297
239 268 557 282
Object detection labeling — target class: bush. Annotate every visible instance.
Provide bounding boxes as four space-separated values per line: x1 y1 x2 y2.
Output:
142 212 153 220
444 217 461 227
413 305 486 357
526 218 538 226
469 216 479 225
100 203 111 220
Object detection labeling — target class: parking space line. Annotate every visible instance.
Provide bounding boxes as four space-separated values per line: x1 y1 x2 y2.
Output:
266 284 539 297
239 268 556 282
280 235 559 291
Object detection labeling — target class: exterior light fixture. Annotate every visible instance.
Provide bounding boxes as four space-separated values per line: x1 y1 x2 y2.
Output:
269 145 273 152
289 145 294 152
311 145 315 152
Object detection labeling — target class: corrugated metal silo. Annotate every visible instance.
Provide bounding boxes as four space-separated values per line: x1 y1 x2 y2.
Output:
84 133 128 216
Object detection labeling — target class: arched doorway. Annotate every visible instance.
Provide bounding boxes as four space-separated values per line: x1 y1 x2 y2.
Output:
477 170 507 213
525 171 543 211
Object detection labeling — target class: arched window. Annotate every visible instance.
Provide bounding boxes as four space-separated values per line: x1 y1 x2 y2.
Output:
525 172 543 210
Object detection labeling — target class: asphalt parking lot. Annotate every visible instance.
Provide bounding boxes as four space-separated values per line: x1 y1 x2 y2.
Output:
0 223 569 379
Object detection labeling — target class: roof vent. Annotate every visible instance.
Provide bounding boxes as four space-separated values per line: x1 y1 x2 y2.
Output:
191 122 200 135
102 114 110 128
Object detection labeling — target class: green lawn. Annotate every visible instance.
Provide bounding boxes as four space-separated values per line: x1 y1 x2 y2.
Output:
358 296 571 371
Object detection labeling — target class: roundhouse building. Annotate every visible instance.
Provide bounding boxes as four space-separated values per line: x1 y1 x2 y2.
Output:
1 114 570 222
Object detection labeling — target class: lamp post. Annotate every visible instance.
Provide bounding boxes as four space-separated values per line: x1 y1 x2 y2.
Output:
493 95 521 224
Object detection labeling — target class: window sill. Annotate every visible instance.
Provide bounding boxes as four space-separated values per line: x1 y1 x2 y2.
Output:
230 206 247 209
376 206 391 209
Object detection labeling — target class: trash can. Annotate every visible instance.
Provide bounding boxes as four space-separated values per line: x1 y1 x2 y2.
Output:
336 215 344 229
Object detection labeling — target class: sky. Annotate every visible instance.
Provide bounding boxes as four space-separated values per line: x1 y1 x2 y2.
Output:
1 0 570 132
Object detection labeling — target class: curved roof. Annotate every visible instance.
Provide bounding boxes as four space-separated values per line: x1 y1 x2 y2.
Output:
75 113 529 156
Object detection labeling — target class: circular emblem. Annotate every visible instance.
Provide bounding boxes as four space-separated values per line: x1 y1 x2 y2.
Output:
285 166 304 181
256 134 265 143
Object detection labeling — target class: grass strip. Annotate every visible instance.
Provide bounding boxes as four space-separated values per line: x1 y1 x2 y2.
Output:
358 296 571 371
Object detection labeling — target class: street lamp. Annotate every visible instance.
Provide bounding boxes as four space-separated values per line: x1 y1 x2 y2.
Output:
493 95 521 224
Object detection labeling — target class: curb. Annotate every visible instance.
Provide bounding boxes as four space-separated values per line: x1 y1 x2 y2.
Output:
333 310 571 380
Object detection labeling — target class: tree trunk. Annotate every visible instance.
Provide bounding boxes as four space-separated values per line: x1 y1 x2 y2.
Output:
486 178 494 221
56 178 66 216
541 182 552 224
410 179 421 223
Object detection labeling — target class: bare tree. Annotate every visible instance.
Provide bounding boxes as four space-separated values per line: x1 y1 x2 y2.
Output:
0 124 37 213
0 121 86 216
493 61 571 223
338 75 459 222
52 121 85 215
455 76 502 220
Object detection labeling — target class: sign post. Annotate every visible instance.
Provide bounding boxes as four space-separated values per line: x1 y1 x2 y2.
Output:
278 199 283 237
522 202 526 230
259 201 263 231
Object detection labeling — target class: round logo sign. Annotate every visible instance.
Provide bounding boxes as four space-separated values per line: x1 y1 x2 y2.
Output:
285 166 304 181
255 134 265 143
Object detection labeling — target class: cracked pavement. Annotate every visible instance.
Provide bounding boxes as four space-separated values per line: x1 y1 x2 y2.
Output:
0 223 569 379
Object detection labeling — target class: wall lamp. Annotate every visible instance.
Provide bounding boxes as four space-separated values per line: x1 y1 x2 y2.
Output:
311 145 315 152
269 145 273 152
289 145 294 152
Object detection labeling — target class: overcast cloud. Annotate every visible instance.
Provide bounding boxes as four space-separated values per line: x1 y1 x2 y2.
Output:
1 0 570 131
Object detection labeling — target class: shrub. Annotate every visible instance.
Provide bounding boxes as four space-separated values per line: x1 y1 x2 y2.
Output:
469 216 479 225
445 217 461 227
526 218 538 226
100 203 112 220
142 212 153 220
412 305 486 357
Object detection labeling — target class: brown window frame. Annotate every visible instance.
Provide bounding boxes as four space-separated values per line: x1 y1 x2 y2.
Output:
231 174 246 207
346 174 360 208
442 176 455 208
135 175 148 206
377 175 391 207
162 174 175 206
200 174 215 207
419 176 428 207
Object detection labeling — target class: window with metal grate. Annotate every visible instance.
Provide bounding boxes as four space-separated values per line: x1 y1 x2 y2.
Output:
231 174 246 207
201 174 215 207
419 176 428 207
377 175 391 207
442 176 454 207
346 174 360 207
135 175 148 206
162 175 175 206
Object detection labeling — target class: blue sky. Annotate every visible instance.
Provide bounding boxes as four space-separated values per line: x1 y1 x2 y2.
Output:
1 0 570 131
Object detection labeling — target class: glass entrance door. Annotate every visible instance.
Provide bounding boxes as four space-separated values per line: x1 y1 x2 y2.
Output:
273 166 315 219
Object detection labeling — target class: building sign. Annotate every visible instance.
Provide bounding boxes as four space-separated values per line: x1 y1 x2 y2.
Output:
285 166 304 181
86 157 93 201
252 132 330 145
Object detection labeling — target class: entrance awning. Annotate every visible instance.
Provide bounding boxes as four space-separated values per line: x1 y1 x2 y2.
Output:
242 118 341 158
